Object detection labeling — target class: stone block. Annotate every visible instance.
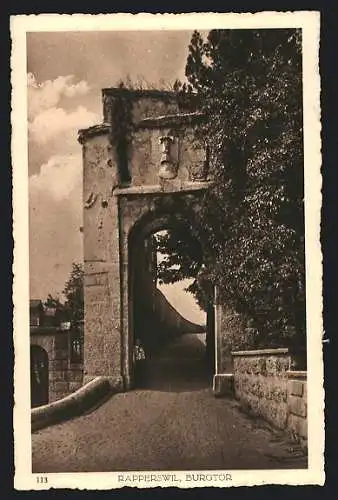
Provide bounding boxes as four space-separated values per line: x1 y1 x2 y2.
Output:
266 357 277 375
290 379 304 397
69 370 83 382
299 418 308 439
275 356 290 373
52 381 69 393
85 286 109 304
289 395 307 418
51 359 69 370
85 273 108 287
50 370 69 382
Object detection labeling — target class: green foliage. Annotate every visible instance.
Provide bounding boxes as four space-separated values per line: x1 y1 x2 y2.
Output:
155 227 202 284
62 262 84 324
160 29 305 348
154 227 209 311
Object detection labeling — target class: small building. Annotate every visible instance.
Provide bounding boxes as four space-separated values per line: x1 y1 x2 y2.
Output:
30 300 84 408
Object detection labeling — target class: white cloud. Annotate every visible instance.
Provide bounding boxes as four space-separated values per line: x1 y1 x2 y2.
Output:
29 105 99 144
29 153 84 299
29 154 82 201
28 73 91 121
27 74 97 299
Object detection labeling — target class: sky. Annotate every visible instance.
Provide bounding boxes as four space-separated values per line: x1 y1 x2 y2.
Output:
27 30 206 325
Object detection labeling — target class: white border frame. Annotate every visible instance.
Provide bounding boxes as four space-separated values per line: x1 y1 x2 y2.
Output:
11 12 324 489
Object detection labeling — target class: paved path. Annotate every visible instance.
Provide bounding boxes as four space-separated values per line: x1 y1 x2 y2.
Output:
32 334 307 472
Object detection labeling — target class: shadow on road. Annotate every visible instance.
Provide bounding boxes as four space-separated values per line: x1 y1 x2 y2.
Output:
32 332 308 473
135 333 211 392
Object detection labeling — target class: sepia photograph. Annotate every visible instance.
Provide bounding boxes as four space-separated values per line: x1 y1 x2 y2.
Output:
12 13 324 489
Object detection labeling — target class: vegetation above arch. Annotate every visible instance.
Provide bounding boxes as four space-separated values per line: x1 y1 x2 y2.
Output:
156 29 305 349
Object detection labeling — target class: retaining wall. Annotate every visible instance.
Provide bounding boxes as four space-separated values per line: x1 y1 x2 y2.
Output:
232 348 307 446
232 348 291 429
286 371 307 445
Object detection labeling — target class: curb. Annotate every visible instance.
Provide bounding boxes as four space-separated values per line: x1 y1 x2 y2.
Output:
212 374 234 397
31 376 121 432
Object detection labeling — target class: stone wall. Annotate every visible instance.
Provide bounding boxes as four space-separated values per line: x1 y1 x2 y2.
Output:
52 332 83 402
232 349 308 446
80 129 123 387
232 348 291 429
129 126 206 186
79 88 222 390
31 329 83 403
286 371 307 445
79 89 210 390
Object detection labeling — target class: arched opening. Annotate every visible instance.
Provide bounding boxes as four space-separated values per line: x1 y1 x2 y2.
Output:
128 211 215 391
30 345 49 407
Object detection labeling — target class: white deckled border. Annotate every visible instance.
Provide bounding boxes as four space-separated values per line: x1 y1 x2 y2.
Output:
11 11 323 490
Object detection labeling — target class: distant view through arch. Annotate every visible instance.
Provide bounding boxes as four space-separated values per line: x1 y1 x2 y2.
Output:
128 212 214 390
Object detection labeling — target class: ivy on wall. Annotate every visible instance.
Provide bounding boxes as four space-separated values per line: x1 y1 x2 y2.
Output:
156 30 306 352
108 82 134 184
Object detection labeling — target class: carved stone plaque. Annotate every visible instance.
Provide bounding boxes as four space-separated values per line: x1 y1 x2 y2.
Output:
158 135 178 179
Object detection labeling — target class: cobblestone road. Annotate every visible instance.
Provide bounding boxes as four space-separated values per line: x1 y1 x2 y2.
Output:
32 334 307 472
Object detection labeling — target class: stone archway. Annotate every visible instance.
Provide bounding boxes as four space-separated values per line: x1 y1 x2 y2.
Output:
79 87 230 393
30 345 49 407
126 208 209 389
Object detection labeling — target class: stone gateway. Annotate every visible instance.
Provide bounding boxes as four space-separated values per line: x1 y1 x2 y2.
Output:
78 88 235 394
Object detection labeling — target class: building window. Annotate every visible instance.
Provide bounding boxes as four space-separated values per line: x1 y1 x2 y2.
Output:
69 326 83 365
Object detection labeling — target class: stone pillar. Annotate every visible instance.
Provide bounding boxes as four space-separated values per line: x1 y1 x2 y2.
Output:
212 286 234 397
80 130 123 391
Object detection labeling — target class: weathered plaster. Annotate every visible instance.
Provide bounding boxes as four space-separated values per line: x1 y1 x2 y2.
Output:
80 88 241 392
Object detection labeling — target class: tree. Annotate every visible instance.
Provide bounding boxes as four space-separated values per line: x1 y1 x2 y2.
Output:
160 29 305 348
43 294 63 309
154 226 208 310
62 262 84 325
